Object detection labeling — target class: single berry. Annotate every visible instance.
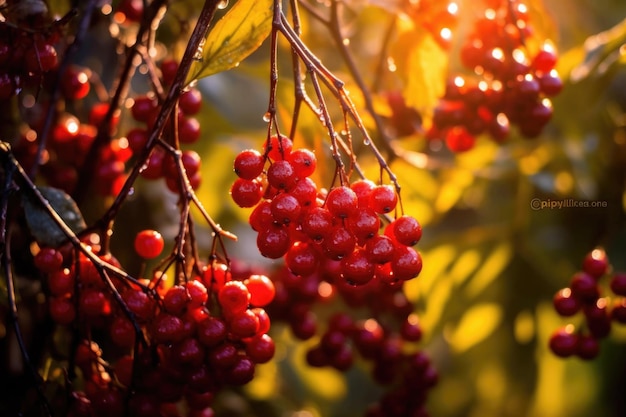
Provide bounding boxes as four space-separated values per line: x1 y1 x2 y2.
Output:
134 230 165 259
244 275 275 307
326 186 358 219
369 185 398 214
230 178 263 208
234 149 265 180
218 281 250 314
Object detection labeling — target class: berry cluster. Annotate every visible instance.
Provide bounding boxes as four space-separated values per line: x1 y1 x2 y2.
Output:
550 248 626 359
0 21 60 100
231 135 423 287
430 0 563 152
231 134 433 415
135 60 204 193
405 0 459 50
34 229 277 416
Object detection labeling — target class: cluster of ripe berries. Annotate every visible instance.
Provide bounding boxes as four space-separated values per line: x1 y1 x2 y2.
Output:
35 230 276 417
550 248 626 360
0 20 60 100
231 134 423 286
13 58 202 198
405 0 459 50
430 0 563 152
130 60 204 194
231 135 434 415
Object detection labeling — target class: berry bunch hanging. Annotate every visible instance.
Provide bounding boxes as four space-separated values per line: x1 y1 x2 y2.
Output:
430 0 563 152
550 248 626 359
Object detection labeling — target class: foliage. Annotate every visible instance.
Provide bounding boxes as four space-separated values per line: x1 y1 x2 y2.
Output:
0 0 625 417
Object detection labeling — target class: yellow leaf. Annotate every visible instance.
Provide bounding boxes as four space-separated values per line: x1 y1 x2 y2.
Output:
446 303 502 353
398 29 448 119
186 0 273 84
465 243 512 298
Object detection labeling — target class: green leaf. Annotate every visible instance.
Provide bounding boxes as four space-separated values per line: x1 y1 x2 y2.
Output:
185 0 273 84
22 186 86 248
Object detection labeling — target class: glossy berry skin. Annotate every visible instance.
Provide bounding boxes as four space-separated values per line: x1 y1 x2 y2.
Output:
244 275 275 307
582 248 609 279
288 149 317 178
326 186 358 219
369 185 398 214
391 246 423 280
610 273 626 296
230 178 263 208
549 326 578 358
179 89 202 115
234 149 265 180
257 224 291 259
34 248 64 273
218 281 250 314
390 215 422 246
267 160 296 190
576 334 600 360
553 288 581 317
264 134 293 161
134 230 165 259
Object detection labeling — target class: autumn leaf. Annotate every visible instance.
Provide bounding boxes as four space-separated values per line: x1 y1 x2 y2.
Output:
186 0 273 84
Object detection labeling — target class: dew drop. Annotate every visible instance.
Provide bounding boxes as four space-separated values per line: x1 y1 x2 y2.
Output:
217 0 229 9
262 112 271 122
363 138 371 146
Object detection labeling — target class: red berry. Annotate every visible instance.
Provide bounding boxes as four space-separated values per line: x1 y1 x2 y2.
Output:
365 235 395 264
290 177 318 208
245 334 275 363
62 66 91 100
610 273 626 296
285 241 320 277
244 275 275 307
576 334 600 360
323 227 356 260
197 316 227 347
348 208 380 243
264 134 293 161
230 178 263 208
151 313 185 344
391 215 422 246
163 285 189 315
110 317 136 348
179 88 202 115
582 248 609 279
369 185 397 214
569 272 600 302
532 46 558 72
287 148 317 178
134 229 165 259
326 186 358 219
256 224 291 259
49 295 76 324
270 193 301 225
178 117 201 144
301 207 333 241
218 281 250 314
48 268 75 296
185 280 208 309
228 309 260 339
267 160 296 190
549 326 578 358
553 288 581 317
391 246 422 280
25 42 58 73
351 179 376 208
35 248 64 273
160 59 179 85
341 249 375 285
131 96 158 123
234 149 265 180
445 127 475 152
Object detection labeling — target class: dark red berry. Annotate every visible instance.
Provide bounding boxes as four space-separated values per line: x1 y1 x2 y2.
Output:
549 326 578 358
369 185 397 214
553 288 581 317
326 186 358 219
230 178 263 208
582 248 609 279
